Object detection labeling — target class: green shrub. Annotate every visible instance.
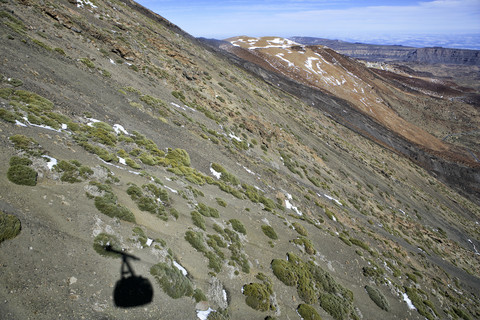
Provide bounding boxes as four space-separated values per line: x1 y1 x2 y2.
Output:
166 148 191 167
197 203 219 218
271 259 297 286
150 262 193 298
404 287 437 320
350 238 370 251
297 304 322 320
271 253 354 319
94 191 135 223
191 211 206 230
261 225 278 240
126 184 143 200
229 219 246 234
0 108 19 123
185 230 206 252
319 293 351 320
7 164 37 186
9 156 32 166
365 285 389 311
93 233 122 258
54 159 92 183
243 281 274 311
362 266 384 279
193 288 207 303
80 57 95 68
293 237 316 255
0 211 21 243
205 251 223 272
292 222 308 236
216 198 227 207
9 134 39 152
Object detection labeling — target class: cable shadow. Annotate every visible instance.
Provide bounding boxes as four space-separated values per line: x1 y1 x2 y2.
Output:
105 245 154 308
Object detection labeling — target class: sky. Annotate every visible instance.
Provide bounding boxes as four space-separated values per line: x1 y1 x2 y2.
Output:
136 0 480 49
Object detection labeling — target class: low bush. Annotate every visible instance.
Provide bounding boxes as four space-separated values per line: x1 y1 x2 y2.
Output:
93 186 135 223
297 304 322 320
0 211 21 243
7 164 37 186
261 225 278 240
185 230 206 252
243 281 275 312
197 203 219 218
292 237 316 255
365 285 389 311
150 262 193 298
292 222 308 236
229 219 246 234
271 253 354 319
93 233 122 258
191 211 206 230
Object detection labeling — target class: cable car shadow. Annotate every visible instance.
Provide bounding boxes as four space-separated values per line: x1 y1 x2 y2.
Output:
105 245 154 308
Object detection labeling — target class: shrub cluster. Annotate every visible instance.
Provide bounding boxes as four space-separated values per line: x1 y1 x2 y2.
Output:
90 182 135 222
271 253 354 320
150 262 193 299
54 159 93 183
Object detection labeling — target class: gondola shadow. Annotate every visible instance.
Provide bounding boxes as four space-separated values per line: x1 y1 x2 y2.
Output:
105 245 154 308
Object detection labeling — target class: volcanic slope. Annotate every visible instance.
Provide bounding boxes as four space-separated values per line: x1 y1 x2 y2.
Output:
0 1 479 320
224 36 480 200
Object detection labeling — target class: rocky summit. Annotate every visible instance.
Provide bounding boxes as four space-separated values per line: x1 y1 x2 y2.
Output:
0 1 479 320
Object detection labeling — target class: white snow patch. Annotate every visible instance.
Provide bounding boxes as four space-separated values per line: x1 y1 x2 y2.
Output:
43 155 57 170
222 289 228 303
128 170 141 175
87 118 101 127
285 193 302 215
210 166 222 179
171 102 186 111
146 238 153 247
242 166 255 175
228 133 242 142
109 58 115 64
22 117 62 132
76 0 97 8
173 261 188 276
15 120 27 127
467 239 480 255
275 53 294 67
403 293 416 310
113 124 129 135
61 123 68 130
321 193 343 206
164 185 178 194
197 308 215 320
118 157 126 165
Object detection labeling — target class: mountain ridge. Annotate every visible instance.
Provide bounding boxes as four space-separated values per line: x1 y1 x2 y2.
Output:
290 36 480 65
1 1 479 320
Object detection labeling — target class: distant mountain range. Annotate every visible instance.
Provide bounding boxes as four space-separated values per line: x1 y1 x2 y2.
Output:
289 37 480 65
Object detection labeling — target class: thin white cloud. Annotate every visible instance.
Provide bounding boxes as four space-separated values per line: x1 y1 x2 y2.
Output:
138 0 480 48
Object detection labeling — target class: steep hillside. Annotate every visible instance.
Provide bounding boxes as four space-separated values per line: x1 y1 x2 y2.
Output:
222 36 480 202
1 1 479 320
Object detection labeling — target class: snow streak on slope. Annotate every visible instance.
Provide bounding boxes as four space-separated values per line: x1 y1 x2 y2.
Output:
226 36 449 153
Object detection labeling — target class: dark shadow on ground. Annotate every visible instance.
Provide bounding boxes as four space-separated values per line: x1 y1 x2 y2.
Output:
106 245 154 308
